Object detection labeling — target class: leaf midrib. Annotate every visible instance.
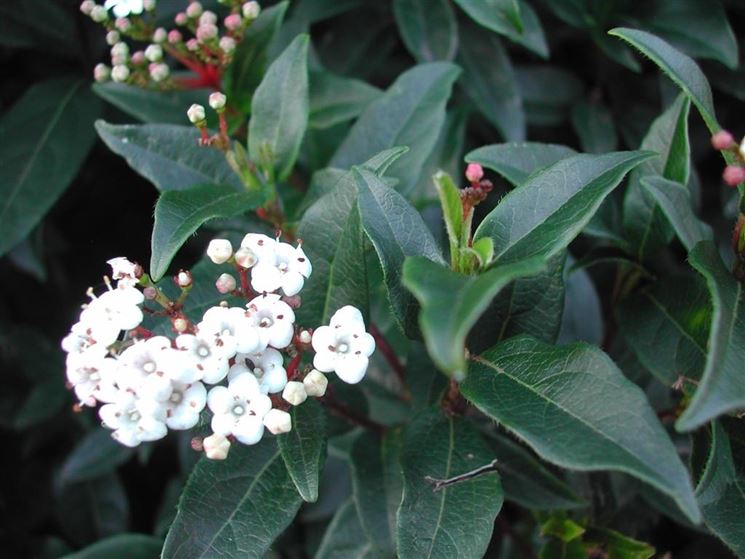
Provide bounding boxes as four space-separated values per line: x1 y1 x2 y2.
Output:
646 292 707 354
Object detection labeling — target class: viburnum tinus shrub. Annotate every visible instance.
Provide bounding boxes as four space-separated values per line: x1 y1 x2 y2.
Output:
2 0 745 558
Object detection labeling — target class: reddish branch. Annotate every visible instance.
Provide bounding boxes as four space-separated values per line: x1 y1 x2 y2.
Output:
369 323 406 383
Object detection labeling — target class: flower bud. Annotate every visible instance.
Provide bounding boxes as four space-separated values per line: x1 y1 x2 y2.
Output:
196 23 218 42
711 130 735 151
209 92 227 111
263 409 292 434
207 239 233 264
94 63 111 83
143 286 158 300
187 103 206 125
150 63 170 82
176 270 192 287
465 163 484 183
740 137 745 161
186 38 199 51
298 330 312 345
199 10 217 25
219 36 236 54
723 165 745 187
131 50 146 65
115 17 131 32
111 41 129 58
106 30 120 45
234 247 257 269
303 370 328 397
145 43 163 62
282 381 307 406
168 29 183 43
174 11 188 25
79 1 95 15
224 14 242 31
152 27 167 43
186 1 203 19
242 1 260 19
111 64 130 83
173 317 189 332
90 5 108 22
215 273 237 294
144 0 157 11
203 433 231 460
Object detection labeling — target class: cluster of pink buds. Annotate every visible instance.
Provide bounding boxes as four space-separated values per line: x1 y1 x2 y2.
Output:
460 163 494 218
61 232 375 460
83 0 262 91
711 130 745 187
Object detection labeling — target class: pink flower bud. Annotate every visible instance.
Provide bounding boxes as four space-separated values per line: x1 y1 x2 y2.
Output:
215 273 237 294
723 165 745 187
186 38 199 51
465 163 484 183
219 36 236 54
144 0 157 11
115 17 131 32
224 13 242 31
174 12 188 25
152 27 167 43
168 29 183 44
196 23 218 42
131 51 146 65
150 63 170 82
711 130 735 151
79 1 95 15
93 63 111 83
143 287 158 300
199 10 217 25
186 1 203 19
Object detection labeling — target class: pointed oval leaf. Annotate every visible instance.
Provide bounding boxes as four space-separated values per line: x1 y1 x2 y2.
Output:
316 499 378 559
465 142 576 186
162 438 302 558
474 151 654 265
393 0 458 62
462 335 701 524
93 83 213 125
59 428 135 485
309 71 381 130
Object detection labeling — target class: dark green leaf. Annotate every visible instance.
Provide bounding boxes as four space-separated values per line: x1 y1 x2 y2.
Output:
278 399 327 502
0 79 100 256
59 429 135 486
59 534 163 559
640 176 713 251
393 0 458 62
95 121 243 192
249 34 309 181
433 171 463 264
397 409 503 558
583 527 655 559
465 142 576 186
316 499 378 559
309 71 382 130
515 66 583 126
331 62 461 193
571 101 618 154
292 0 365 24
474 151 654 265
162 437 303 559
0 0 77 54
676 241 745 431
355 167 445 336
406 342 448 411
557 262 603 346
462 336 701 523
403 256 545 379
93 83 213 125
150 184 264 281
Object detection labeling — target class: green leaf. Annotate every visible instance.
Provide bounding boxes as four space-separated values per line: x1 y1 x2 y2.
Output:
0 78 100 256
406 342 448 412
465 142 576 186
59 429 135 486
640 176 713 251
249 34 309 181
458 21 525 141
433 171 463 265
0 0 78 54
608 28 719 133
696 422 745 556
349 430 403 556
393 0 458 62
59 534 163 559
622 95 691 261
617 274 710 386
403 256 545 379
474 151 654 265
454 0 549 58
278 399 327 502
571 101 618 154
676 241 745 431
557 261 603 346
540 513 585 542
95 122 243 192
516 66 583 126
462 335 701 523
162 437 303 559
309 71 382 130
354 167 445 336
397 409 503 559
316 499 378 559
583 527 655 559
93 83 213 125
225 2 289 113
150 184 264 281
331 62 461 193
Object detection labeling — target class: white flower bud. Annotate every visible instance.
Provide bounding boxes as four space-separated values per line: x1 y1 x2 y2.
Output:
234 247 257 269
298 330 312 344
115 17 132 32
186 1 203 18
740 137 745 161
149 62 170 82
242 1 260 19
145 43 163 62
207 239 233 264
196 23 218 42
209 92 227 110
199 10 217 25
94 63 111 83
282 381 307 406
152 27 167 43
263 409 292 434
177 271 192 287
215 273 237 294
144 0 157 11
111 64 130 82
173 317 189 332
90 5 108 21
203 433 231 460
219 36 236 54
187 103 206 124
106 30 120 45
303 370 328 397
80 1 95 15
110 41 129 58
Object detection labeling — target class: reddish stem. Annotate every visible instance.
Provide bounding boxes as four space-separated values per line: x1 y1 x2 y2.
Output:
370 323 406 383
286 350 303 382
219 112 228 140
236 266 252 300
129 326 154 339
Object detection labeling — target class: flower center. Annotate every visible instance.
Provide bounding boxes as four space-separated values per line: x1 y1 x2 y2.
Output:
253 367 264 379
221 327 232 336
143 360 156 373
232 404 245 416
278 262 288 273
197 345 210 358
128 410 141 422
170 391 183 404
259 317 273 328
336 343 349 354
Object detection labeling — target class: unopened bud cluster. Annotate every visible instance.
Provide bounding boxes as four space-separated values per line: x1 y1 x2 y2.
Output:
61 232 375 460
85 0 262 90
711 130 745 187
460 163 493 216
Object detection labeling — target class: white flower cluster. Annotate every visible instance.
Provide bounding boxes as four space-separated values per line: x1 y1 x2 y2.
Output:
61 233 375 460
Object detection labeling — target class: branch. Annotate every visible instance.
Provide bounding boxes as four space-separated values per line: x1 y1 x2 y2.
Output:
425 459 499 491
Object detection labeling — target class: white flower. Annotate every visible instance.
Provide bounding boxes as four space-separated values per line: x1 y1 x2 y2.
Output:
80 285 144 334
104 0 144 18
207 238 233 264
66 351 120 405
187 103 206 124
303 369 328 397
203 433 230 460
175 333 232 384
240 233 277 264
207 373 272 445
251 242 311 296
282 381 307 406
116 336 180 400
229 347 287 394
99 392 167 447
311 306 375 384
246 294 295 349
263 409 291 434
107 256 140 286
164 381 207 430
198 306 262 355
62 320 119 355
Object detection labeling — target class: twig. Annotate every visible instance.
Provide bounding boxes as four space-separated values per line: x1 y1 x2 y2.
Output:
425 459 499 491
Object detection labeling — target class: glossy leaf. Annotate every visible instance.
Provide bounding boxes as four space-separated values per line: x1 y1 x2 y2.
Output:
474 151 654 265
316 499 378 559
93 83 213 125
355 167 445 335
571 101 618 154
403 255 545 379
0 78 100 256
397 408 503 559
677 241 745 431
393 0 458 62
249 34 309 181
465 142 576 186
278 399 327 503
162 438 303 558
59 429 135 486
462 336 701 523
95 122 243 192
60 534 163 559
331 62 461 193
309 71 381 130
